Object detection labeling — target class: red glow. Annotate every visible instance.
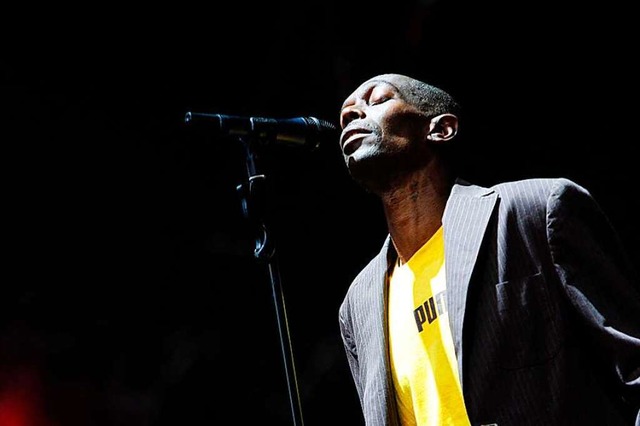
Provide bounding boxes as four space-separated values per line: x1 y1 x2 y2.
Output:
0 367 48 426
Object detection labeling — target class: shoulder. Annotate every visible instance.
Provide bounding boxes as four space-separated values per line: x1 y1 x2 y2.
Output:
454 177 592 222
342 252 384 300
486 177 592 209
454 177 582 198
491 177 584 199
339 242 390 319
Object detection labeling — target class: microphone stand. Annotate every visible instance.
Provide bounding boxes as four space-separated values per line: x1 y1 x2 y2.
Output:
235 135 305 426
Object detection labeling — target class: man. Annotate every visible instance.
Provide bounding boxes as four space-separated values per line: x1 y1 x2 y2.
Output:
336 73 640 425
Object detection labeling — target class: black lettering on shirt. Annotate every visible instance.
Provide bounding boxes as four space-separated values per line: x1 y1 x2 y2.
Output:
413 290 447 333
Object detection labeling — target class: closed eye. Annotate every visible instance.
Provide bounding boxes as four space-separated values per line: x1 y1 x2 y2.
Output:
370 96 390 106
368 83 396 105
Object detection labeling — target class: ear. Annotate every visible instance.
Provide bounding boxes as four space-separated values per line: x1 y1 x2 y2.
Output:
426 113 458 144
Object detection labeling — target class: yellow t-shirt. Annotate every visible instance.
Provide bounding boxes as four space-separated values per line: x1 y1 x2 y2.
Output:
388 226 471 426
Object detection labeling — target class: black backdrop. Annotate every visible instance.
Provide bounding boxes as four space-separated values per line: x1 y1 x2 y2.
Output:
2 0 638 424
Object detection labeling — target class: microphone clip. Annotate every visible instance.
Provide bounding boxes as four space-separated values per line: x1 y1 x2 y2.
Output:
236 173 275 261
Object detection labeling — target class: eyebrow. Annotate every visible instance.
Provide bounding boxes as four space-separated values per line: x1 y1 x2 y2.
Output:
339 80 402 113
365 79 401 92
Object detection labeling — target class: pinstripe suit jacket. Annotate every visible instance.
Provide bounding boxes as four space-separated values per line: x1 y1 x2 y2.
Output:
338 177 640 426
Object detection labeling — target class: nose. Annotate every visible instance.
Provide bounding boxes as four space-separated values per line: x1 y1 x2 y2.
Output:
340 104 364 128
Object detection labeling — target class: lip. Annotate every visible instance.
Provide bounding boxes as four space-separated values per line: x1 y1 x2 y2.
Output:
341 127 371 154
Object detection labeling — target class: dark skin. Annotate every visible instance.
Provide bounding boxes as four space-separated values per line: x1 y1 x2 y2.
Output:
339 73 459 265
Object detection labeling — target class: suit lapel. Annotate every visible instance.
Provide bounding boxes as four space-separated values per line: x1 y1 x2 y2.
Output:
363 237 402 426
376 238 401 425
442 182 497 386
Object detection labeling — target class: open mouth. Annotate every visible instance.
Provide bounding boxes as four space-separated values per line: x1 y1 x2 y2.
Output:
341 128 371 155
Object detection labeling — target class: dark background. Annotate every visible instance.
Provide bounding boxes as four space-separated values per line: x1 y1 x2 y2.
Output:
2 0 638 424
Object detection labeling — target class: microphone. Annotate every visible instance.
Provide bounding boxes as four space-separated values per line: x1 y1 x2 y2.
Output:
184 112 339 150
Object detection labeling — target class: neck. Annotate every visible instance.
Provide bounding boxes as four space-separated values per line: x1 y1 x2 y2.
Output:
381 167 452 263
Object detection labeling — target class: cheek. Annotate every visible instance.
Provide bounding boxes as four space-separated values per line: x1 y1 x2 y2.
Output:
380 106 427 142
383 120 425 150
